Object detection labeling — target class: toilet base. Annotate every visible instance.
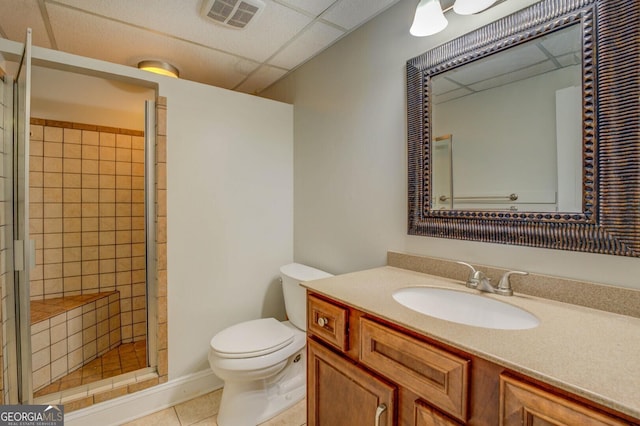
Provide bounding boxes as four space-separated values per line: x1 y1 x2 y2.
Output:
216 349 306 426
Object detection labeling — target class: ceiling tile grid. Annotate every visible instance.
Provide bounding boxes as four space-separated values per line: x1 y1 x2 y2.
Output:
46 2 251 89
50 0 314 63
235 64 289 94
274 0 337 17
0 0 401 93
320 0 398 30
268 21 345 69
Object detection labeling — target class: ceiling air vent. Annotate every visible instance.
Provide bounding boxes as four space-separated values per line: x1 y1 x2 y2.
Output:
202 0 265 29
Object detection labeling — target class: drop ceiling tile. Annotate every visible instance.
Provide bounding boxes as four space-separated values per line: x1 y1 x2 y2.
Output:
268 21 343 69
235 65 288 94
50 0 312 63
233 58 262 76
556 53 581 68
431 76 462 95
539 24 581 57
1 0 408 91
321 0 398 30
0 0 52 48
46 3 248 89
276 0 336 16
434 87 473 104
469 60 557 92
447 43 548 86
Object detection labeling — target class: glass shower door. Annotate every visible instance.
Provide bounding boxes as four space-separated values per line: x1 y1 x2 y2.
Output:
13 28 34 404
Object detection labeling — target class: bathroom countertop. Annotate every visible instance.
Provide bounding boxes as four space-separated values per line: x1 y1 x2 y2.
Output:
302 266 640 420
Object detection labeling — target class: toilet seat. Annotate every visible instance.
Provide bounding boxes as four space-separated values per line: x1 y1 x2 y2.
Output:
210 318 294 359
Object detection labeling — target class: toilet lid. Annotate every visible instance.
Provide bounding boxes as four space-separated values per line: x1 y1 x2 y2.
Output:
210 318 295 358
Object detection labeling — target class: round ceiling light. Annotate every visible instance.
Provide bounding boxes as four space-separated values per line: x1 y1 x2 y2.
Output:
138 60 179 78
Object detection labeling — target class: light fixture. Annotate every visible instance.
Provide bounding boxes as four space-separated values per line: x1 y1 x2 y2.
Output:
410 0 500 37
453 0 498 15
410 0 448 37
138 60 179 78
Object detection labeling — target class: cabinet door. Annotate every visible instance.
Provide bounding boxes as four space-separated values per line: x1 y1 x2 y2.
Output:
360 318 469 422
414 401 462 426
308 338 396 426
500 374 629 426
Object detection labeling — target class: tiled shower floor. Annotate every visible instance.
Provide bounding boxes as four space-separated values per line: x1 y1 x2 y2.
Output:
34 340 147 397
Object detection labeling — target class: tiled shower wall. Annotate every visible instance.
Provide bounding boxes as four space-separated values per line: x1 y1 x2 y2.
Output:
29 119 146 343
41 97 169 413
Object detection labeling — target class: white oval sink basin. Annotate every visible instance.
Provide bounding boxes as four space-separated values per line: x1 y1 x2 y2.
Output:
392 287 539 330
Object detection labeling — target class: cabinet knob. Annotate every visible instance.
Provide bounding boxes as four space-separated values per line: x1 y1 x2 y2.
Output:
375 403 387 426
317 317 329 327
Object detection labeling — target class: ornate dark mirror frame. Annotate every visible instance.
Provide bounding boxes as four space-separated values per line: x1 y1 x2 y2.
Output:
407 0 640 257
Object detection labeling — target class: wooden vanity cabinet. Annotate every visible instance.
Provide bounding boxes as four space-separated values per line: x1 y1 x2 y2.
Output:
307 292 638 426
500 374 631 426
307 293 469 425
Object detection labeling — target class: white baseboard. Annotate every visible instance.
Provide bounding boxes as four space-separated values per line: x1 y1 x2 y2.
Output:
64 370 223 426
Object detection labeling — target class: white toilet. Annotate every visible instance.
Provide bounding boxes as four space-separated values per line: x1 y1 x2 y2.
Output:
208 263 333 426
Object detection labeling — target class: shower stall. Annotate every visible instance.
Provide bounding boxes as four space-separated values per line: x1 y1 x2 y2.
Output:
1 29 166 407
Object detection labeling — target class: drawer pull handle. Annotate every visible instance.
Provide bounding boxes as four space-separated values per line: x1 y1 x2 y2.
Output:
317 317 329 327
375 403 387 426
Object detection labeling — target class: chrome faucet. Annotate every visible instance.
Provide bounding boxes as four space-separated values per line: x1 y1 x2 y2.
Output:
456 261 528 296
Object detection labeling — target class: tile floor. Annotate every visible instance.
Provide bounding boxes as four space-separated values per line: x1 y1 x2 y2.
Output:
122 390 306 426
34 340 147 397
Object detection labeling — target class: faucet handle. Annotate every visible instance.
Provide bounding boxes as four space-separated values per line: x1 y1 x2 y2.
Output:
456 261 482 288
496 270 528 296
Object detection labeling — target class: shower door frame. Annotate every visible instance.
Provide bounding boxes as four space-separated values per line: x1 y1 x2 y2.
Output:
145 100 158 369
12 28 34 404
1 37 165 403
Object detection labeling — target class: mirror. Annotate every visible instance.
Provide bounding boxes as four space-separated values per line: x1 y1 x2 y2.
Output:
431 24 582 212
407 0 640 257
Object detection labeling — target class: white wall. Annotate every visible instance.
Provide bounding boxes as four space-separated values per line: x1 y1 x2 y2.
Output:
30 66 153 130
161 78 293 378
262 0 640 289
0 40 294 381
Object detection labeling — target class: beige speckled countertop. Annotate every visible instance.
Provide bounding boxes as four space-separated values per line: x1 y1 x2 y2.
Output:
302 266 640 420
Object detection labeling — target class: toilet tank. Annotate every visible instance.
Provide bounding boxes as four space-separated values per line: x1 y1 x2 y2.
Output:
280 263 333 331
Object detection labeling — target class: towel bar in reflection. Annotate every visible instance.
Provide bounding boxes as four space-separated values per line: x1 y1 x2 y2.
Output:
438 193 519 202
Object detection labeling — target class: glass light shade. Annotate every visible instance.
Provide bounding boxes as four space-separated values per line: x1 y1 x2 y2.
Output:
453 0 498 15
410 0 448 37
138 60 179 78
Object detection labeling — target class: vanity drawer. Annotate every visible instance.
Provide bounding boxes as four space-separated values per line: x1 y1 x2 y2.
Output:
307 294 349 352
360 318 469 422
500 374 629 426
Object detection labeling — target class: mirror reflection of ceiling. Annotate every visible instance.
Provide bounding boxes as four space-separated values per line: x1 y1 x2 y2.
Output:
433 24 581 103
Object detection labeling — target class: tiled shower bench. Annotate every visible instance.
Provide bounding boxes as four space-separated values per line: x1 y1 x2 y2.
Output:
30 291 121 391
